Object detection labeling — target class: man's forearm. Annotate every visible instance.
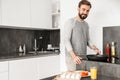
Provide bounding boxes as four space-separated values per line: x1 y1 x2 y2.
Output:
69 50 76 59
90 45 98 50
69 50 82 64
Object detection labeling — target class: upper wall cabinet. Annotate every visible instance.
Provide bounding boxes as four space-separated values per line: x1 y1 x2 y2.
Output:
0 0 2 24
30 0 52 28
1 0 30 27
1 0 52 28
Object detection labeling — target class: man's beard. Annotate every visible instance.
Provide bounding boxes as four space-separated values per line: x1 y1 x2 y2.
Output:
78 13 87 20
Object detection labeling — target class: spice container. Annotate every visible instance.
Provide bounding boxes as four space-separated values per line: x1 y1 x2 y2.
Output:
106 43 110 55
105 43 111 62
111 42 116 63
111 42 115 56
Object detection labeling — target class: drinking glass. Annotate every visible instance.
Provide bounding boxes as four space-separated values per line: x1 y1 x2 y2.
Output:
90 67 97 80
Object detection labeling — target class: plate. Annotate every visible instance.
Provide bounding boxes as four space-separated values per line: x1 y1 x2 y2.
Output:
75 70 91 77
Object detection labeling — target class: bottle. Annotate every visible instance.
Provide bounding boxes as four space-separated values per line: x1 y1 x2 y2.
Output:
105 43 111 62
111 42 116 63
19 45 23 56
111 42 115 57
106 43 110 56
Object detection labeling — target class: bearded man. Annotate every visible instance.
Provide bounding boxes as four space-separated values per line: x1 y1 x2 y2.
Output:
64 0 101 71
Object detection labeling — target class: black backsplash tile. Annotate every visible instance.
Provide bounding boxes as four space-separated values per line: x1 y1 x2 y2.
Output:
0 28 35 56
50 29 60 47
0 27 60 57
35 30 50 51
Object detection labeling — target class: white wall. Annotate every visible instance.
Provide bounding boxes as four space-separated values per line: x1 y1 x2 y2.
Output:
60 0 120 72
87 0 120 54
0 0 1 24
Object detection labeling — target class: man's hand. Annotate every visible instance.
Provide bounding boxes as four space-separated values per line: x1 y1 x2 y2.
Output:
94 49 101 54
91 45 101 54
69 50 82 64
73 55 82 64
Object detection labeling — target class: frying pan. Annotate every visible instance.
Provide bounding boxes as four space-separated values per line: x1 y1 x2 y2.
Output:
87 54 108 62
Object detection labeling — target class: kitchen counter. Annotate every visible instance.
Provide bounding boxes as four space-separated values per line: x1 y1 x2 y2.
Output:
0 51 59 62
0 51 60 80
77 60 120 78
41 74 120 80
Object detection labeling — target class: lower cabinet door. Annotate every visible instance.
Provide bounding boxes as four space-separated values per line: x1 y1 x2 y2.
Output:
9 58 38 80
8 55 60 80
0 72 8 80
38 55 60 79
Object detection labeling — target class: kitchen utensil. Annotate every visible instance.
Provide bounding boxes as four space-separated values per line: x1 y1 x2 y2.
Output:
87 54 108 62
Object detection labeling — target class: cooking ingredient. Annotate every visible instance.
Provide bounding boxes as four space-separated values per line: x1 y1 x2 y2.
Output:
111 42 116 63
65 72 72 79
79 71 88 77
60 72 66 78
106 43 110 56
71 73 76 79
106 43 111 62
75 73 81 80
111 42 115 56
61 71 81 80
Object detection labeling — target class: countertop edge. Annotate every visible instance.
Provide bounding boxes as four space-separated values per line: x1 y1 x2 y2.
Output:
0 53 60 62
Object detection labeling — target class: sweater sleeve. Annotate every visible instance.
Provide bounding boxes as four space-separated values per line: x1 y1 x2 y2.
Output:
86 22 94 48
64 19 74 52
87 30 93 47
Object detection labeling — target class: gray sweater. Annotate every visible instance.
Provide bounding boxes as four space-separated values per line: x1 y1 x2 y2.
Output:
64 18 93 56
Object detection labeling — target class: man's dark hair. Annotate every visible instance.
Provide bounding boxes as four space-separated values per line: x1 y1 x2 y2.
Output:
78 0 92 8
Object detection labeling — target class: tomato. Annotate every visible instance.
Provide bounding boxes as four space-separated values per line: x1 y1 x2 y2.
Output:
80 71 88 77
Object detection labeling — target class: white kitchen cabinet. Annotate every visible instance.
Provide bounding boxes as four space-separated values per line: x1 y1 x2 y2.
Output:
9 58 38 80
0 0 1 24
0 61 8 80
38 55 60 79
9 55 60 80
0 72 8 80
30 0 52 28
1 0 52 28
52 0 60 28
1 0 30 27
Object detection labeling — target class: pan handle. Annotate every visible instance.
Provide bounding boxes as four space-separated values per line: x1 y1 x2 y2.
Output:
113 56 119 59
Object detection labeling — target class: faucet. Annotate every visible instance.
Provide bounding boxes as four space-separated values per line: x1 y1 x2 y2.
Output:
23 44 26 56
33 39 38 52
